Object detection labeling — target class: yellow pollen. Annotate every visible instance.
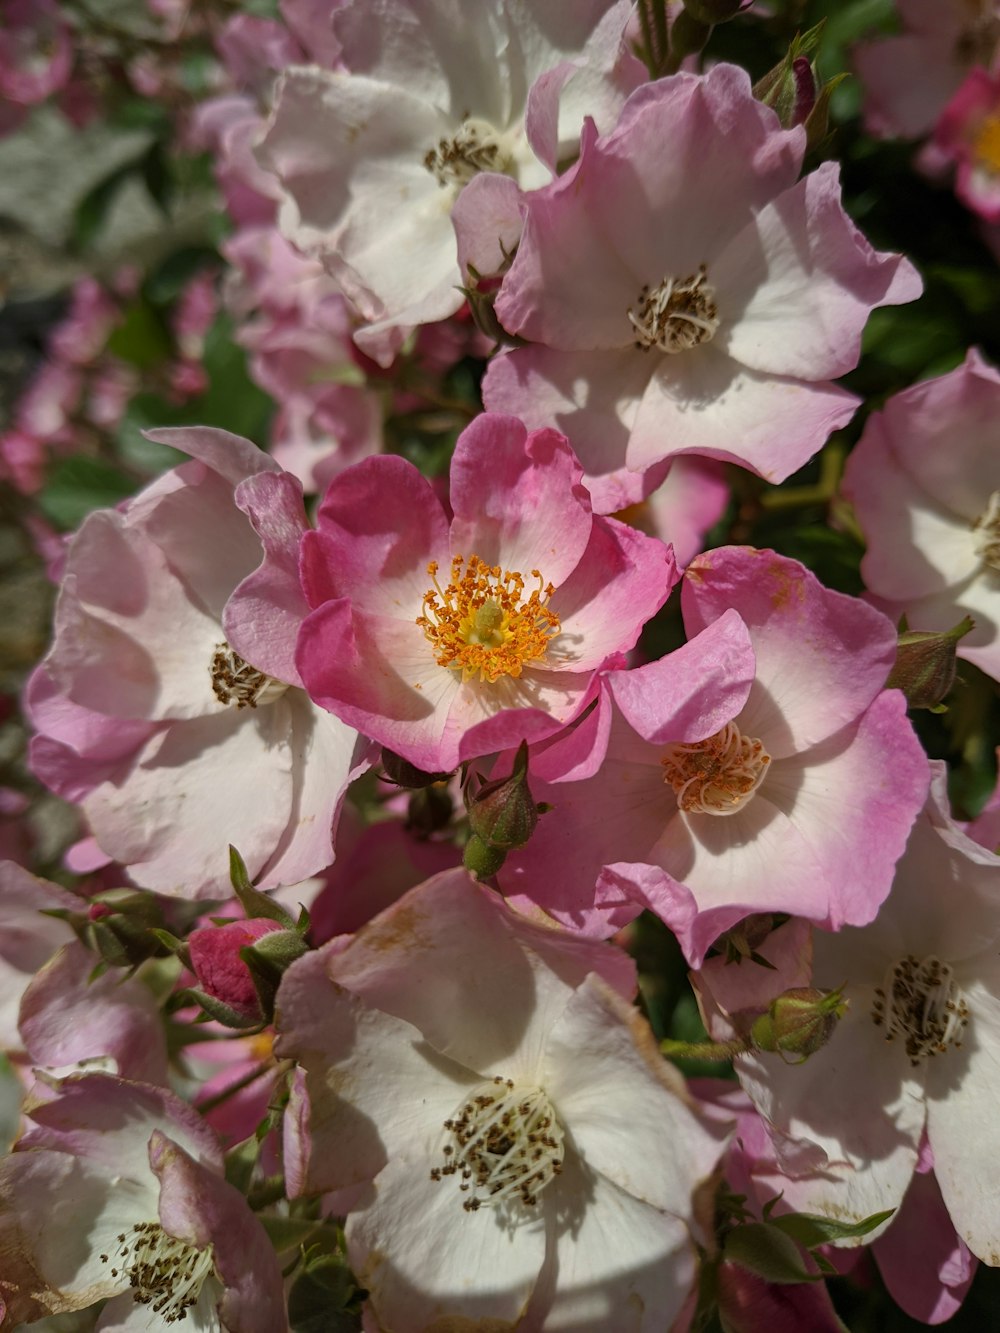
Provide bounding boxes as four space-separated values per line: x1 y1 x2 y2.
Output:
973 112 1000 173
661 721 770 816
417 554 560 684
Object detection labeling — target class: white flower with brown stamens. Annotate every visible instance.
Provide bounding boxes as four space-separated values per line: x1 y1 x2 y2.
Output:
276 870 726 1331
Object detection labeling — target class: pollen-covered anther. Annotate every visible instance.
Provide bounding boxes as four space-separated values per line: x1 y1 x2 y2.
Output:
661 721 771 815
871 954 970 1066
210 642 288 709
432 1076 565 1213
100 1221 216 1323
423 117 512 188
417 554 560 684
973 491 1000 570
628 265 720 353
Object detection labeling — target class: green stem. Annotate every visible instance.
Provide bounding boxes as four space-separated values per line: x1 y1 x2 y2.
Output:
661 1035 751 1062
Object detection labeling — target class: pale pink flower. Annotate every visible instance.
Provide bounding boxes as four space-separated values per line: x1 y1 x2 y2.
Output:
853 0 1000 140
484 63 921 512
0 860 76 1052
18 938 169 1085
0 0 73 106
619 457 729 568
256 0 643 363
28 427 363 898
223 227 382 493
696 765 1000 1268
935 65 1000 219
843 348 1000 683
500 546 929 964
276 869 725 1330
297 412 676 772
704 1082 976 1326
0 1073 287 1329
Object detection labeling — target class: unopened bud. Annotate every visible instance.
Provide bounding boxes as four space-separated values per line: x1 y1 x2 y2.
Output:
886 616 974 710
465 740 544 856
188 918 284 1024
754 53 816 129
463 833 509 881
750 986 847 1062
381 747 454 789
82 890 169 969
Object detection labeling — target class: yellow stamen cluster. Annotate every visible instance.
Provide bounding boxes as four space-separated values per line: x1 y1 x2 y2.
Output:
972 112 1000 174
417 554 560 684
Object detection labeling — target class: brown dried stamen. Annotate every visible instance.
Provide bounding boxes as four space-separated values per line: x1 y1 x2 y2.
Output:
210 643 288 709
871 954 970 1066
431 1076 565 1212
628 265 720 353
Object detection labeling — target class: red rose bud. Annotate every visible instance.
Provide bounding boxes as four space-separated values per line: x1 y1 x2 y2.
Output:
886 616 975 710
188 918 283 1022
750 986 847 1063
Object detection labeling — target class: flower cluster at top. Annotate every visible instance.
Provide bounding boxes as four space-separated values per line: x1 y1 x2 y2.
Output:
4 1 1000 1331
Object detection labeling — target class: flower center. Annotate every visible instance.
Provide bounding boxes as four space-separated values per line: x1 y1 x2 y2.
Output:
417 554 560 683
100 1222 216 1323
210 642 288 709
661 722 771 815
431 1077 565 1212
871 954 970 1066
973 491 1000 569
423 117 512 189
628 265 720 353
972 112 1000 175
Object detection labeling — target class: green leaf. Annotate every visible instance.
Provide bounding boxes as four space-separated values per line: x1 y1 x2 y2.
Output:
258 1215 325 1255
288 1254 362 1333
228 846 296 927
106 300 173 369
722 1222 821 1285
38 456 136 531
769 1207 896 1248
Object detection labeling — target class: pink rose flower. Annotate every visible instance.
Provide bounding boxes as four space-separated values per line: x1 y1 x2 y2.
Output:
500 547 929 963
853 0 1000 140
696 765 1000 1269
935 65 1000 220
484 63 921 512
844 347 1000 683
28 427 363 898
297 412 676 772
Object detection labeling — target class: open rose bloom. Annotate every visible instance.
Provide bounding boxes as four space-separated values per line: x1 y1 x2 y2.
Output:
297 412 675 772
276 870 726 1330
27 427 362 897
484 62 920 511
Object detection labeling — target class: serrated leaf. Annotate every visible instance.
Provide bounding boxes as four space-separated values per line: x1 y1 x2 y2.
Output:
722 1222 821 1285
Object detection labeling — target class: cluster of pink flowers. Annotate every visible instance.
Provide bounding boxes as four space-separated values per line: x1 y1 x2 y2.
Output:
5 2 1000 1330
